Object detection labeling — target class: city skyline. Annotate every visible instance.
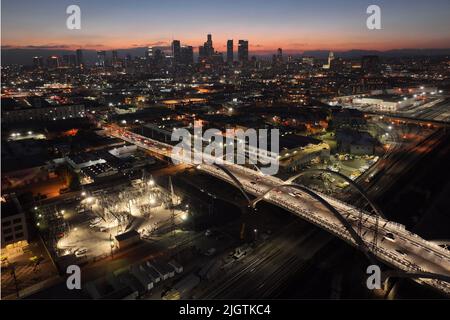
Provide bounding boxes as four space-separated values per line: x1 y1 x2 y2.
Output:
3 0 450 52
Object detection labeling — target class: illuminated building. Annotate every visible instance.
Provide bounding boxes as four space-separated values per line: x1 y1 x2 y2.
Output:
47 55 60 69
97 50 107 67
32 56 44 69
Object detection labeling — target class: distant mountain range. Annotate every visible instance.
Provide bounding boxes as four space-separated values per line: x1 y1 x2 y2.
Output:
302 48 450 59
2 47 450 65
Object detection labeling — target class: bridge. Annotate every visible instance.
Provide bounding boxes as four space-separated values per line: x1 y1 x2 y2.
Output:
104 124 450 296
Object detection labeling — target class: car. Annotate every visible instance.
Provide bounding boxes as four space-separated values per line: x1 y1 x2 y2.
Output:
90 217 102 224
75 248 88 257
383 233 395 242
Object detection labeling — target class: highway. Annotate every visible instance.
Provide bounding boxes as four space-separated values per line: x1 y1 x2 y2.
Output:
104 124 450 296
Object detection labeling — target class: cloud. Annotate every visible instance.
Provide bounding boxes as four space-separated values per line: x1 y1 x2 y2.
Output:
2 44 72 49
148 41 169 46
289 43 308 47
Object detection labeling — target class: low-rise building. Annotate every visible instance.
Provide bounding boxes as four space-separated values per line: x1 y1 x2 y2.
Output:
336 129 376 155
1 194 29 255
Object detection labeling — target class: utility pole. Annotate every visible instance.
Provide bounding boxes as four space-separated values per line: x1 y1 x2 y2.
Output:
10 264 19 298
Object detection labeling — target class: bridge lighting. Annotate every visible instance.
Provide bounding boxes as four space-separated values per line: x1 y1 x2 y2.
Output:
34 206 38 210
81 191 86 197
149 197 156 205
181 213 188 220
148 179 155 186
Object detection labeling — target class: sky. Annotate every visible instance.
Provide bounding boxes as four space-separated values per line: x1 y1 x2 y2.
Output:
2 0 450 53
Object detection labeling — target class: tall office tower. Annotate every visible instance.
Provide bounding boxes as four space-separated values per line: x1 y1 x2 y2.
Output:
204 34 214 57
323 51 335 69
76 49 84 67
62 54 77 67
172 40 181 63
277 48 283 61
47 55 60 69
97 50 106 67
238 40 249 64
227 40 234 64
198 46 206 59
112 50 118 66
32 56 44 69
153 48 164 65
328 51 334 66
147 46 154 60
125 54 132 67
180 46 194 65
361 55 380 75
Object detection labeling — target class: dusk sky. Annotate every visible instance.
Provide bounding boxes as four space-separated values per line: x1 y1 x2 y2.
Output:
2 0 450 53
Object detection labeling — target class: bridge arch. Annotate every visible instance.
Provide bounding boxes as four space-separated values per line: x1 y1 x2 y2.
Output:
251 183 377 264
382 270 450 297
285 168 386 219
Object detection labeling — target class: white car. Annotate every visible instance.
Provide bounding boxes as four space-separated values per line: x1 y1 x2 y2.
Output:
75 248 88 257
